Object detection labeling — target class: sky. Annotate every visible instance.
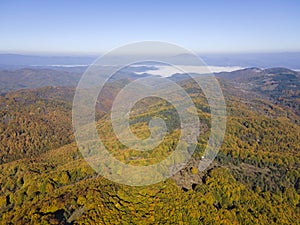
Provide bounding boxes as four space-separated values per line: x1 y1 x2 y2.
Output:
0 0 300 55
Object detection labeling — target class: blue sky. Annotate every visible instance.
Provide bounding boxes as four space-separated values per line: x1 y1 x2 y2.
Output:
0 0 300 55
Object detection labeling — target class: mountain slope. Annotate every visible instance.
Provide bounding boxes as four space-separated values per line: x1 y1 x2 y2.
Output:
0 74 299 224
0 68 82 94
217 67 300 115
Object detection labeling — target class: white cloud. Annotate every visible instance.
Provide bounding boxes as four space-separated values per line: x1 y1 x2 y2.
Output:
134 65 243 77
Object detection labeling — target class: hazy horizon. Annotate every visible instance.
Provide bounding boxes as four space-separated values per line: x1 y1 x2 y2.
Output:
1 51 300 70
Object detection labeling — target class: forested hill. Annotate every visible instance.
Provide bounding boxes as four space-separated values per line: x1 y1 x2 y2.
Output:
217 67 300 115
0 68 82 94
0 70 299 224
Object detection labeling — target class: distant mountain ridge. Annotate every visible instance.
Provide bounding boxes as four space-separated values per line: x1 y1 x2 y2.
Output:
217 67 300 115
1 66 299 98
0 54 95 67
1 52 300 69
0 68 82 94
